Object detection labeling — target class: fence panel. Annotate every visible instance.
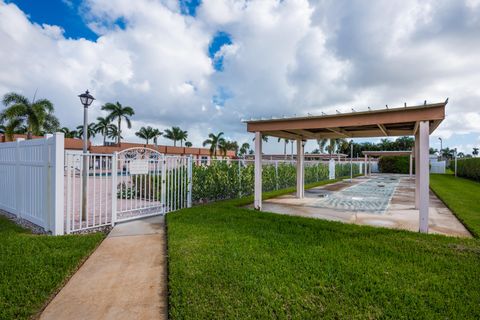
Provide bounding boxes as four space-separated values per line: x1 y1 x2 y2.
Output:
0 134 64 234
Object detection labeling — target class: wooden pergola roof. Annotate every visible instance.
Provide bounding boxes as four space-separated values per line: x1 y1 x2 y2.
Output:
245 101 447 140
362 150 412 157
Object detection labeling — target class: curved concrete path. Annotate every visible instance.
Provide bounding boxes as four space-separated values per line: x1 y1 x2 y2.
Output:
40 216 167 320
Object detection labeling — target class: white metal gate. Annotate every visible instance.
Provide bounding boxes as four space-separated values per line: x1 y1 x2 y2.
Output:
64 149 192 233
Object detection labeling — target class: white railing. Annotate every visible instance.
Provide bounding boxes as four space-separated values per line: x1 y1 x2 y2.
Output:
0 134 64 235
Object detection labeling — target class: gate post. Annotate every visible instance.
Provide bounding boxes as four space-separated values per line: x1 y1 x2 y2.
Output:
161 155 167 212
111 152 118 226
51 133 65 235
187 155 192 208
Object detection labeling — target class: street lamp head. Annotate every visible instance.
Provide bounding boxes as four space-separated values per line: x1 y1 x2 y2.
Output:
78 90 95 107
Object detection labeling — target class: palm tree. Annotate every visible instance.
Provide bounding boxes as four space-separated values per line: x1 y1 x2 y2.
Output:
239 142 250 156
203 132 226 158
59 127 78 138
164 126 187 147
473 147 479 157
76 123 96 140
278 138 290 158
101 101 135 146
94 117 113 146
1 92 59 139
107 124 122 142
152 128 162 146
185 141 192 147
135 126 158 145
317 138 347 154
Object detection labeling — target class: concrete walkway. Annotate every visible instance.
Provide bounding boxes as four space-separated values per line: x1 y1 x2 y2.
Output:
40 216 167 320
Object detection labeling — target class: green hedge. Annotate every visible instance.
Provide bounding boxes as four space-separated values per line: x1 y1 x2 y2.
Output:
451 158 480 181
378 156 411 174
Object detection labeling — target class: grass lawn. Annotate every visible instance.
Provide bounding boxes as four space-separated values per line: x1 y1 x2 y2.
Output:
430 174 480 238
167 180 480 319
0 216 105 320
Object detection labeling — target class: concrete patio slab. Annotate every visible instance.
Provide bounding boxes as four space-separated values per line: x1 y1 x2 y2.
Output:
255 175 471 238
40 215 167 320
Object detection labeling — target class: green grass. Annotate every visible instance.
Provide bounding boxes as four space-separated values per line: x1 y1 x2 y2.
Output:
167 180 480 319
0 216 105 320
430 174 480 238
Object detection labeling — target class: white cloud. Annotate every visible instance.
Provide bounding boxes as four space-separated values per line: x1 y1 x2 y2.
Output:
0 0 479 151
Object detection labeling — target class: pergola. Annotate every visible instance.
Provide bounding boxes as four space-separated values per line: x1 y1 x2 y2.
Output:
245 101 447 233
362 150 413 177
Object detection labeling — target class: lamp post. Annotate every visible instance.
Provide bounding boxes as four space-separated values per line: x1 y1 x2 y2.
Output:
78 90 95 220
350 140 353 182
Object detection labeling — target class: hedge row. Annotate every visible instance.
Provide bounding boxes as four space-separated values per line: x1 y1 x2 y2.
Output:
378 156 411 174
450 158 480 182
192 161 359 203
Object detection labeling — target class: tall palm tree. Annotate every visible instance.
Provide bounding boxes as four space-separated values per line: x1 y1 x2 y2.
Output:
185 141 192 147
76 123 96 140
135 126 157 145
473 147 479 157
101 101 135 146
239 142 250 156
107 124 122 142
164 126 186 147
317 138 347 154
94 117 112 146
1 92 59 139
203 132 225 158
277 138 290 158
152 128 162 146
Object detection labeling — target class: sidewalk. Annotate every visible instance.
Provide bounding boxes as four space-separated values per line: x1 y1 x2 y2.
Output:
40 216 167 320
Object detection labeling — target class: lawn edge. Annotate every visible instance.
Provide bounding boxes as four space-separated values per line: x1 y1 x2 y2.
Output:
429 178 478 239
31 232 107 320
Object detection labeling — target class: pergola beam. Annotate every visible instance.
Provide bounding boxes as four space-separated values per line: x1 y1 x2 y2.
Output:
326 127 350 138
378 124 389 136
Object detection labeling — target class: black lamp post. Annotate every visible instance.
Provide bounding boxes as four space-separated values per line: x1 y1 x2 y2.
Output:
78 90 95 220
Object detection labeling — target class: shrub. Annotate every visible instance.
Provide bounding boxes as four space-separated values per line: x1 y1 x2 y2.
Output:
451 158 480 182
378 156 411 174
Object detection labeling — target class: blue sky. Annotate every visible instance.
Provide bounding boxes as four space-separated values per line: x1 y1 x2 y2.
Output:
6 0 97 40
0 0 479 153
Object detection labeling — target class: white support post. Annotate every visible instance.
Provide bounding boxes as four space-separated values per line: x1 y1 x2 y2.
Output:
329 159 335 180
111 152 118 225
454 148 457 177
296 140 304 198
418 121 430 233
409 153 413 177
254 132 262 210
414 134 420 209
364 155 367 177
51 133 65 235
161 155 167 212
187 155 192 208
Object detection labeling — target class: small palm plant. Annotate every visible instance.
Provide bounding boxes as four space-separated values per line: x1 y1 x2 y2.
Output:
101 102 135 146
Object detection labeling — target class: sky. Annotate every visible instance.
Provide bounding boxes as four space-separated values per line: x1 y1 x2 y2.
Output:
0 0 479 154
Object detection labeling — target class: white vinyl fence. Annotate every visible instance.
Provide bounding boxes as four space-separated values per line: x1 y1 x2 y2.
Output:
0 134 64 235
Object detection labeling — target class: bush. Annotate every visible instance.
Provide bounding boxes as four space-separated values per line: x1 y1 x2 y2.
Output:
378 156 411 174
451 158 480 181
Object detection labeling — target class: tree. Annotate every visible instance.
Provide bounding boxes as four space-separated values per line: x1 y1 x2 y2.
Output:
278 138 290 158
185 141 192 147
223 140 239 155
203 132 226 158
152 128 162 146
473 147 479 157
76 123 96 140
239 142 250 156
107 124 122 142
101 101 135 146
1 92 59 139
429 148 438 155
252 134 268 143
94 117 113 146
135 126 158 145
59 127 78 138
317 138 347 154
164 126 187 147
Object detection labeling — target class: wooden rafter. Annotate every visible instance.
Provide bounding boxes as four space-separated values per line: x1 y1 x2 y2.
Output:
377 124 388 136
